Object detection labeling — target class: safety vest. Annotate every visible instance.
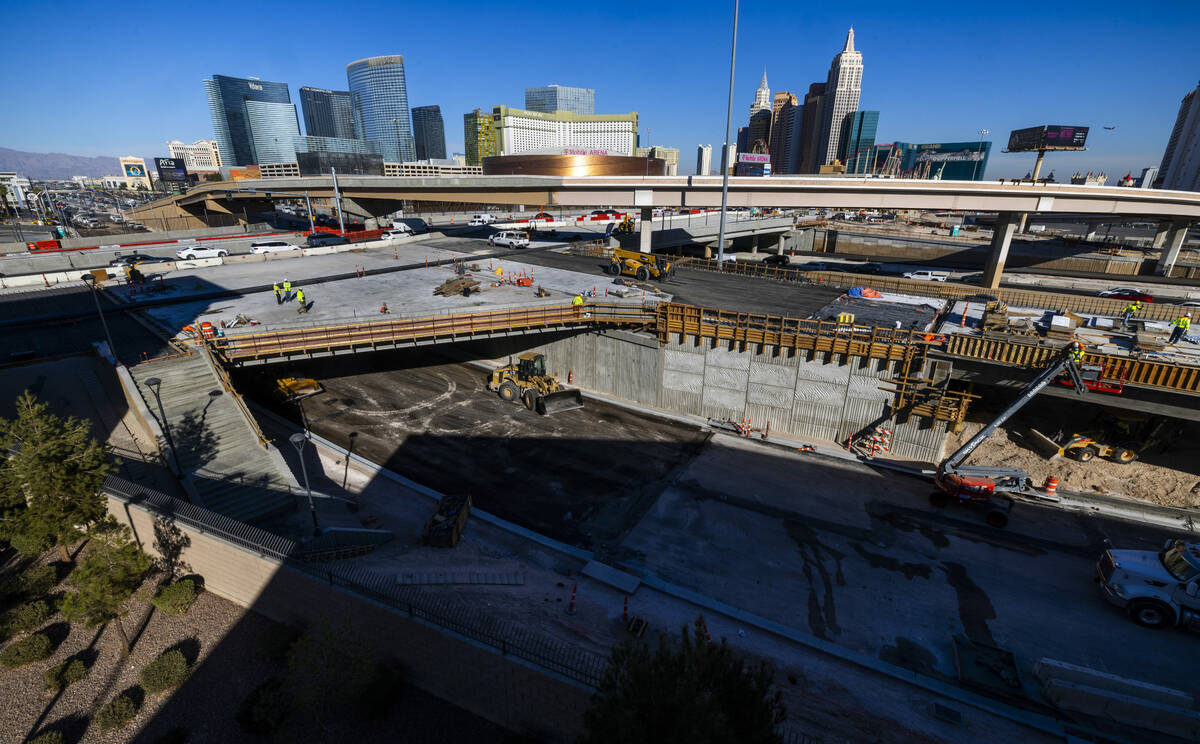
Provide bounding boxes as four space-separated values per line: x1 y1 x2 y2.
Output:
1122 303 1139 314
296 290 305 303
1172 316 1191 330
283 281 292 291
572 295 583 306
272 283 281 293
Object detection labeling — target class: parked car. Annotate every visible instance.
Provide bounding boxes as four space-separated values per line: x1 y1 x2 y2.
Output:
903 269 951 282
1097 287 1155 303
306 233 349 247
488 231 530 248
380 227 413 241
108 253 163 268
176 244 228 260
250 240 300 254
762 254 791 266
468 213 497 225
531 212 554 220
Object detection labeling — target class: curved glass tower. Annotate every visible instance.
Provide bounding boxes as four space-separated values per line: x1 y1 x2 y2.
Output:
346 55 416 163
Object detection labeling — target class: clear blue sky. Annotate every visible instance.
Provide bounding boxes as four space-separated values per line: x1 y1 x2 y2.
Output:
1 0 1197 178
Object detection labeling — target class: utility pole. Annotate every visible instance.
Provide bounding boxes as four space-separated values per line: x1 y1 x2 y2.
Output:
716 0 739 267
331 167 345 234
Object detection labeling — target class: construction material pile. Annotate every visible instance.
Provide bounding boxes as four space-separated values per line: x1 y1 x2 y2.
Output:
423 494 472 547
434 276 481 297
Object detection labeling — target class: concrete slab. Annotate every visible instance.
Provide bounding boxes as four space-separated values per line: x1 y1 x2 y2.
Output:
581 560 641 594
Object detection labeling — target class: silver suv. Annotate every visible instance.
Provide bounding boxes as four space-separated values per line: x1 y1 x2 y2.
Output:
488 231 529 248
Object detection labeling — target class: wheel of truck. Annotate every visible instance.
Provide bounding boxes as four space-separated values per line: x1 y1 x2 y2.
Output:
929 491 950 508
522 389 539 411
985 509 1009 528
606 261 622 276
1071 447 1096 462
1127 600 1174 629
635 266 651 281
1111 448 1138 465
498 381 518 402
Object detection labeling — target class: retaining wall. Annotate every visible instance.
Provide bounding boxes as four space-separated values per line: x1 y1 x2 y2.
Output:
105 493 591 742
519 328 947 461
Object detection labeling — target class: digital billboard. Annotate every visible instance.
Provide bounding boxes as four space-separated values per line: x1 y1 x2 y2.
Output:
1007 126 1045 152
155 157 189 183
1043 125 1088 149
122 161 147 179
738 152 771 164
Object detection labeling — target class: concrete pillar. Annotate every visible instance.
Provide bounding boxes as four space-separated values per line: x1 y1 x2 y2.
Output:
639 207 653 254
751 234 760 254
775 234 785 255
1084 220 1103 242
1155 221 1190 276
1151 221 1170 250
982 211 1018 290
703 243 713 259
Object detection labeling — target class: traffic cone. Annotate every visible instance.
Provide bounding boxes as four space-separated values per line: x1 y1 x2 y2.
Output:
1042 476 1059 496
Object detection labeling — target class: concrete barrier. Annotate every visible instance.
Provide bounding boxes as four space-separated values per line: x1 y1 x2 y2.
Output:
1033 657 1193 708
1042 679 1200 740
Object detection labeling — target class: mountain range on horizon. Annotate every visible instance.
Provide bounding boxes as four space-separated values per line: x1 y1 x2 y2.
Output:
0 147 158 180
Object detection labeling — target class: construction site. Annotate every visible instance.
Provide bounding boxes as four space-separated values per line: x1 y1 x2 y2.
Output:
4 195 1200 744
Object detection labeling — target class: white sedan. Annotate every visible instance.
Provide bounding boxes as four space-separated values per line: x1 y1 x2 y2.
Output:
250 241 300 254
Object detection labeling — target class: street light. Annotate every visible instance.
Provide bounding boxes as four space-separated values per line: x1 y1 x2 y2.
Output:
81 273 118 362
144 377 182 478
289 432 320 534
971 129 989 182
716 0 740 267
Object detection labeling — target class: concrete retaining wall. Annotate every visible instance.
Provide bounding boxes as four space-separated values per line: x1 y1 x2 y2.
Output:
105 494 590 742
521 330 948 461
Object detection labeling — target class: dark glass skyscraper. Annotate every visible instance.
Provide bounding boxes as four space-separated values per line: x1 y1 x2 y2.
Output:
299 87 358 140
411 105 447 160
346 55 416 163
203 74 292 166
840 111 879 173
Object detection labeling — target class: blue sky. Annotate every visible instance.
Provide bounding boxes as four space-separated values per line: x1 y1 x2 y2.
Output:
1 0 1197 178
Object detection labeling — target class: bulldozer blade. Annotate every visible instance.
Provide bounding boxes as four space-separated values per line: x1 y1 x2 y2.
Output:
536 389 584 416
1027 428 1064 460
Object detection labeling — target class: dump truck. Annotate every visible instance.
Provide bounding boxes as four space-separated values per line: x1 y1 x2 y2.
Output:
487 353 584 415
1097 539 1200 631
605 247 675 282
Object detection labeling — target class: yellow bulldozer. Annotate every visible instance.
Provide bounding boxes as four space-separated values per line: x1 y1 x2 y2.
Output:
605 247 675 282
487 353 584 415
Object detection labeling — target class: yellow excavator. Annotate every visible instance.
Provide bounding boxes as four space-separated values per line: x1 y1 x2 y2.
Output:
487 353 584 415
605 247 675 281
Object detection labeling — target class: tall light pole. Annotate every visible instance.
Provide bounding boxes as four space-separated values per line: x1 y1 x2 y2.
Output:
971 129 989 182
716 0 740 267
289 432 320 534
81 273 117 361
144 377 182 477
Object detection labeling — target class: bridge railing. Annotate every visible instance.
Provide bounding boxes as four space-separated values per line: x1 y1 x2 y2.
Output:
207 301 658 362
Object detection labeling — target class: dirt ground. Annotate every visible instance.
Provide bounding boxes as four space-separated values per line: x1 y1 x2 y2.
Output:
948 395 1200 508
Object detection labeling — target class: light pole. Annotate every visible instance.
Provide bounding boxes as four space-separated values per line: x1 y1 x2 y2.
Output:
144 377 182 477
971 129 989 182
716 0 740 267
81 273 117 361
289 432 320 534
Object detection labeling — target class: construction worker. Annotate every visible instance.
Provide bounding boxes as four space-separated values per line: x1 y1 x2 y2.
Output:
380 303 390 314
1169 312 1191 344
572 293 584 318
1120 300 1140 327
282 278 292 302
295 288 307 314
272 282 282 304
1067 341 1085 365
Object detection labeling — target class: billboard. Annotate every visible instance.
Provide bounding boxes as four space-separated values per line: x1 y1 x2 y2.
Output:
738 152 771 164
1044 125 1088 149
1007 126 1045 152
155 157 189 183
122 161 146 179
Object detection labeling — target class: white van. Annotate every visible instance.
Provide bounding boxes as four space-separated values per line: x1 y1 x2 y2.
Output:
468 214 497 226
902 269 950 282
250 240 300 254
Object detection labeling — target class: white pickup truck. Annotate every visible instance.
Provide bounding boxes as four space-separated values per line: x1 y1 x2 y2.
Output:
902 269 950 282
176 243 229 260
1097 539 1200 631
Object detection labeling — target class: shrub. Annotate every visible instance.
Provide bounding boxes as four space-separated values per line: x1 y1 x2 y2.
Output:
0 564 58 601
95 694 139 731
141 649 189 694
6 600 52 634
151 580 197 616
10 531 54 558
28 732 64 744
0 632 52 667
45 658 89 691
236 677 290 735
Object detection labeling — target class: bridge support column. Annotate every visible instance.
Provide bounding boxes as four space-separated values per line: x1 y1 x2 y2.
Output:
1151 221 1170 249
982 211 1018 290
775 234 786 255
639 207 653 254
1084 220 1103 242
751 234 760 254
1155 221 1190 277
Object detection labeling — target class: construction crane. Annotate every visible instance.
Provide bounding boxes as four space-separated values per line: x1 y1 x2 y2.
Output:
932 343 1087 527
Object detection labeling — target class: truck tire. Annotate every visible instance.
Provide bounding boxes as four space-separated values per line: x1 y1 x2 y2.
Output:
985 509 1009 528
1071 447 1096 462
635 266 651 281
606 262 622 276
498 381 518 403
1111 448 1138 464
522 389 538 411
1127 600 1175 629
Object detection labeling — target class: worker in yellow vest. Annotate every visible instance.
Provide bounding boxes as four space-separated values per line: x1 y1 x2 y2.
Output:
282 278 292 302
1120 301 1140 327
272 283 282 304
296 288 307 314
1169 313 1191 344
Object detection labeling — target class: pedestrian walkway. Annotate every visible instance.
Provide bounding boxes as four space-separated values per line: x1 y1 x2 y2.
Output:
126 349 298 523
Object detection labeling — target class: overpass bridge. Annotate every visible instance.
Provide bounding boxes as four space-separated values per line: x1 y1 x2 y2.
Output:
134 175 1200 289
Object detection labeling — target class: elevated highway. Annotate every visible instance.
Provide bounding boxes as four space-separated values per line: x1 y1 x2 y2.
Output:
135 175 1200 288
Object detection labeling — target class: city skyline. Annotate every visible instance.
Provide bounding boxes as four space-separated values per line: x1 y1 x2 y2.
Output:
1 0 1197 179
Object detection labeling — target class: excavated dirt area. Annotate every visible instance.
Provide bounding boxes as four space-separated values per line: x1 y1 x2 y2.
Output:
948 395 1200 508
